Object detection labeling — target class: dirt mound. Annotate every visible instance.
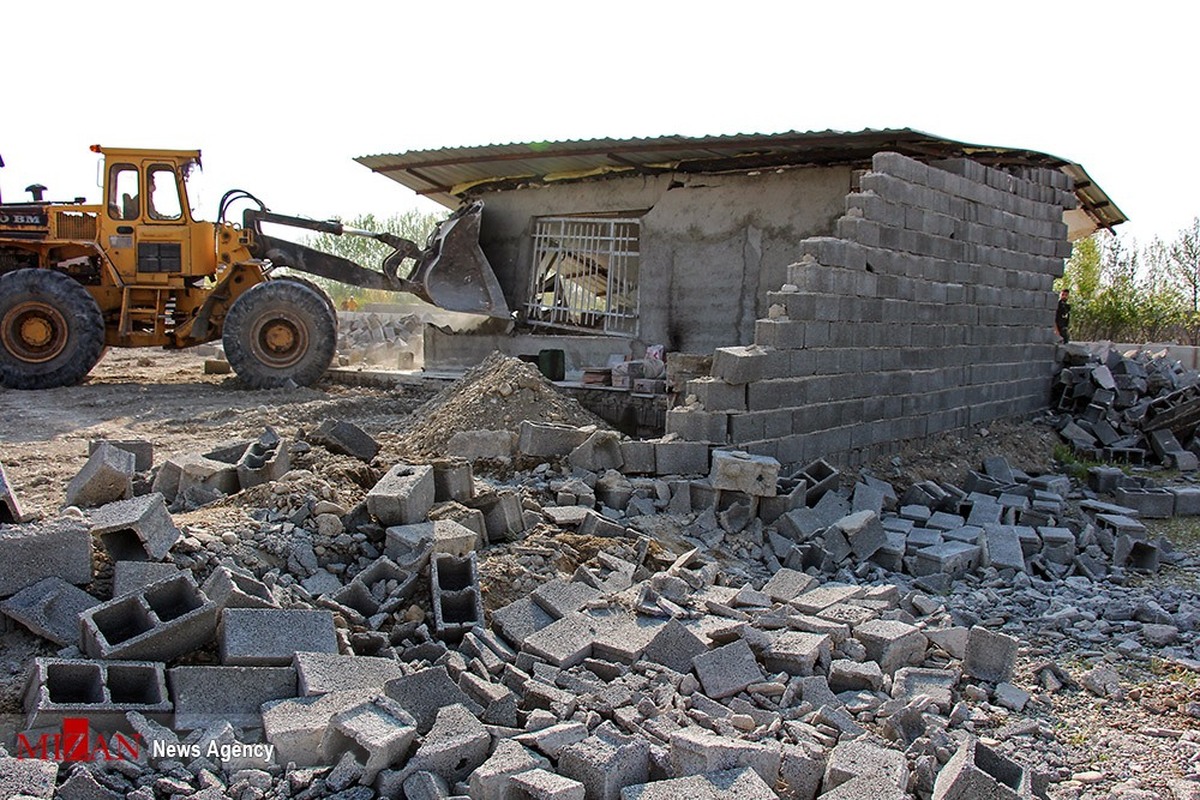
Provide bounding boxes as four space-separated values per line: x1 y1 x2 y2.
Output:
398 352 608 457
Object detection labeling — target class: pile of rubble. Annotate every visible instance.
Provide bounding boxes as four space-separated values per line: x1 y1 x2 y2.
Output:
1 358 1199 799
1054 345 1200 469
402 353 607 459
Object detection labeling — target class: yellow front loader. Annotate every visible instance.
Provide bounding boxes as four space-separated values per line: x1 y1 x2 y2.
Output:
0 146 508 389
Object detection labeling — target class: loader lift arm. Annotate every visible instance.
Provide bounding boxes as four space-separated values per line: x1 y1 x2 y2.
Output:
241 201 510 318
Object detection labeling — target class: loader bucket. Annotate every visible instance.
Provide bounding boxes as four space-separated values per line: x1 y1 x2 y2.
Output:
409 203 510 318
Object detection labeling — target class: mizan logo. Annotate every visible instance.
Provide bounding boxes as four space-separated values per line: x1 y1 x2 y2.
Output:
16 718 141 762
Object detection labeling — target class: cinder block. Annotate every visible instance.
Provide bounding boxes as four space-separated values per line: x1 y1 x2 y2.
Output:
892 666 958 707
492 596 556 649
692 637 764 698
963 626 1018 684
569 430 626 472
853 619 927 675
910 541 981 578
432 458 474 503
459 669 517 726
175 453 239 498
0 753 58 798
0 460 26 523
511 768 587 800
654 441 710 476
709 450 779 497
619 768 776 800
665 409 728 444
559 722 650 800
447 429 516 460
469 738 551 800
687 376 748 412
467 490 527 542
798 459 840 504
65 442 135 508
202 565 278 609
81 572 218 661
322 694 417 784
368 464 435 526
310 418 380 462
404 702 490 782
24 658 170 729
983 524 1026 572
89 492 179 561
262 688 378 766
830 510 886 559
236 435 290 489
294 651 403 696
1113 535 1160 572
1170 486 1200 516
932 736 1033 799
823 738 909 791
669 727 782 785
522 612 599 668
89 439 153 472
711 346 772 385
641 619 708 674
618 440 656 475
518 421 590 458
431 552 483 641
762 631 831 676
220 608 337 666
327 556 418 620
1 577 99 645
1114 487 1175 519
383 665 482 734
169 665 296 729
113 561 182 598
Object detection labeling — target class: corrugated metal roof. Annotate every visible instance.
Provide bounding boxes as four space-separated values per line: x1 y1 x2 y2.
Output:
356 127 1126 231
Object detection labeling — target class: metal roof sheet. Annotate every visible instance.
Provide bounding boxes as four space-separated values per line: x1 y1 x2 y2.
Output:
356 127 1126 232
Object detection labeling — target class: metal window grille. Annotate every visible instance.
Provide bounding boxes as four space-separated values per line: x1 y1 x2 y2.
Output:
526 216 640 336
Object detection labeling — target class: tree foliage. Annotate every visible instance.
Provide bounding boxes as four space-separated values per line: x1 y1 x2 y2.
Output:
1067 217 1200 344
289 209 448 306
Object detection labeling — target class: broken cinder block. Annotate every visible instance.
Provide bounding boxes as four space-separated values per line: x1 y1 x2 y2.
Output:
709 450 780 497
0 517 93 597
1 577 99 645
89 492 180 561
431 552 484 642
310 418 380 462
65 442 135 508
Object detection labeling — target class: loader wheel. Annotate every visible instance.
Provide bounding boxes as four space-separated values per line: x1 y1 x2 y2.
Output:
0 269 105 390
223 279 336 389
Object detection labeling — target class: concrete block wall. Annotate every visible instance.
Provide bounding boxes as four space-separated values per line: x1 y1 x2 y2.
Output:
667 152 1076 468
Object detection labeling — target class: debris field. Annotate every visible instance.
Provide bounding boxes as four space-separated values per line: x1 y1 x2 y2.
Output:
0 348 1198 800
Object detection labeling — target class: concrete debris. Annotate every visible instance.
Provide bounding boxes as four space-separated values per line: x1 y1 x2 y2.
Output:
9 339 1200 798
64 442 136 508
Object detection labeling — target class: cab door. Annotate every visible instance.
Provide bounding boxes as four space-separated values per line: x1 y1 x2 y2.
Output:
133 162 191 281
99 161 191 281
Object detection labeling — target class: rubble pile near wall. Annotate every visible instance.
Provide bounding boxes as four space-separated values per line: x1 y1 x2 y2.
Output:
1053 345 1200 469
2 397 1199 799
400 353 608 458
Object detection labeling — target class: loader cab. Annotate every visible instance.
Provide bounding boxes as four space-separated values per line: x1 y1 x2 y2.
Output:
95 146 202 281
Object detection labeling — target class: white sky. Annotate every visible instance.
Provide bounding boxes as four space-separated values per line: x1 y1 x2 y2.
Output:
3 2 1194 245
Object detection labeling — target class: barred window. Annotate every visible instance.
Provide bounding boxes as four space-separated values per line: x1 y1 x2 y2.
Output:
526 216 640 336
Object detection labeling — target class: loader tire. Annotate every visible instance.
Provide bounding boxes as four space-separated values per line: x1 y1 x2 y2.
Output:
0 269 105 390
223 279 336 389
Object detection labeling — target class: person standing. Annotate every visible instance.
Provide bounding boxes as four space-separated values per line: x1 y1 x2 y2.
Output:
1055 289 1071 343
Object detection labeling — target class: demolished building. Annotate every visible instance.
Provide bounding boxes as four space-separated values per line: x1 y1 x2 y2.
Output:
358 129 1125 466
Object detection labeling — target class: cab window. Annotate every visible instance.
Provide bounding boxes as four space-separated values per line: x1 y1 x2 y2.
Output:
147 165 182 221
108 165 139 220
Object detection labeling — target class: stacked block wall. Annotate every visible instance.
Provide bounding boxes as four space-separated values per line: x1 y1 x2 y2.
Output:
668 152 1077 468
